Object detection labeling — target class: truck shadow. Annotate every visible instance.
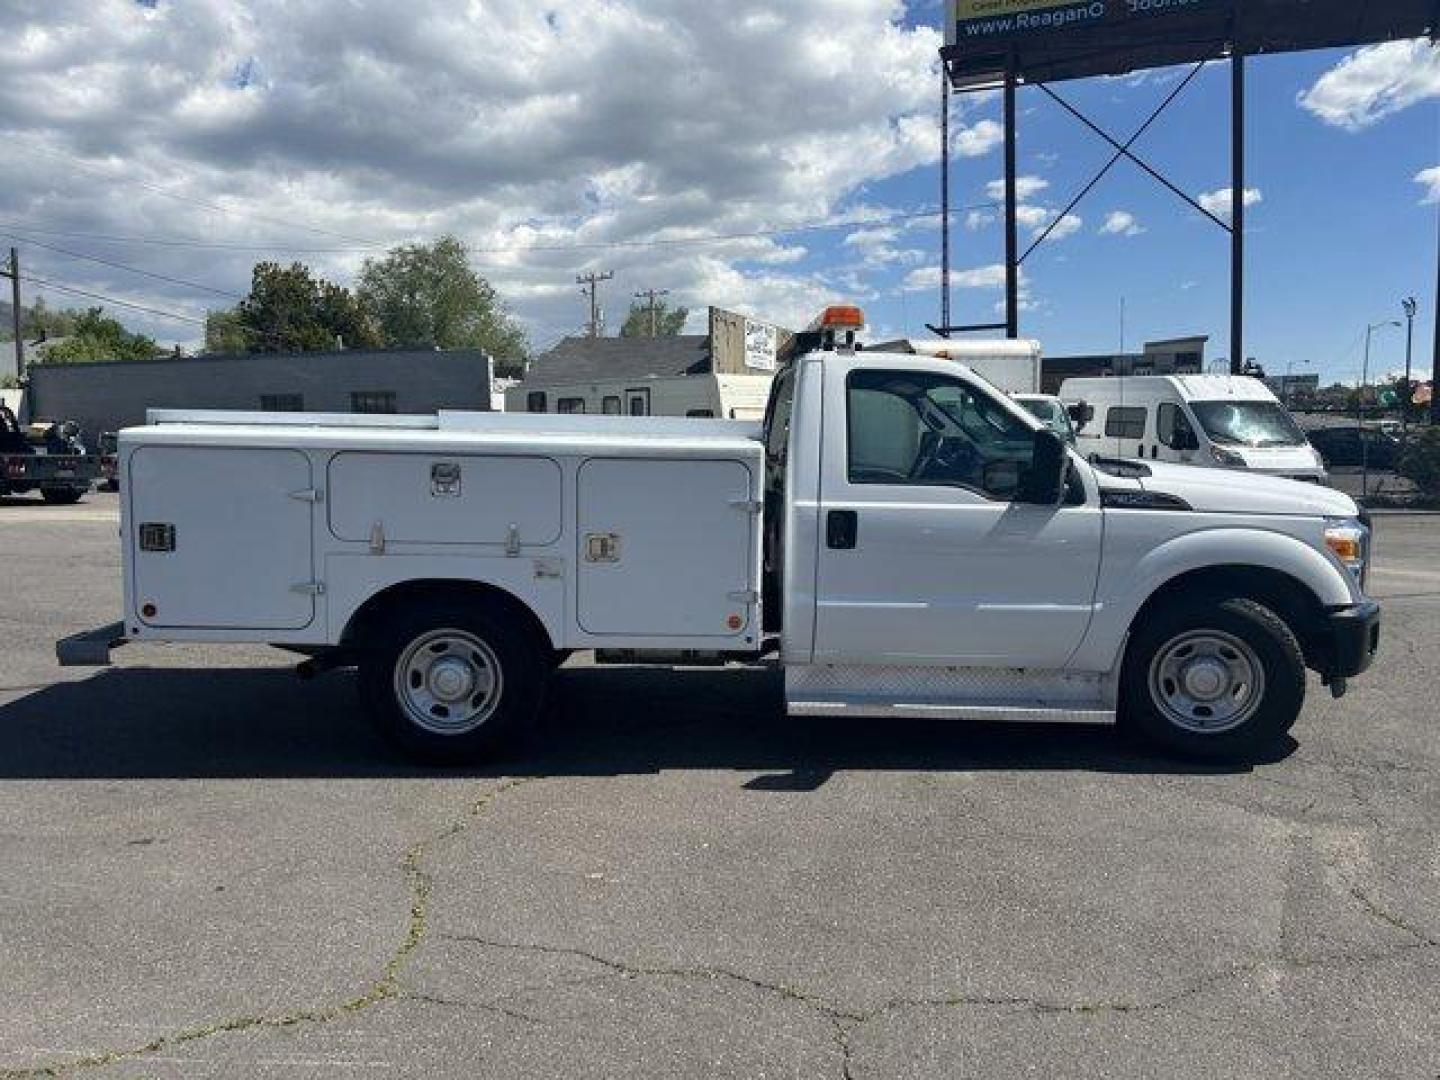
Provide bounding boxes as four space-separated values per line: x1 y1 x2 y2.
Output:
0 665 1289 781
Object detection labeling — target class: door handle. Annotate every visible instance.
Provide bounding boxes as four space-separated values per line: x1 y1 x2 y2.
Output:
826 509 857 550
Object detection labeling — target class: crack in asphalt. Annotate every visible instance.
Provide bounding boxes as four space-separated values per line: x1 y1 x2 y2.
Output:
438 931 1439 1078
0 777 532 1079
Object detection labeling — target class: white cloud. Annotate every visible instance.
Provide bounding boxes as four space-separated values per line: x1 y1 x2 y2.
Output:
1099 210 1144 237
985 175 1048 201
0 0 946 345
1045 213 1082 241
1197 187 1262 225
904 263 1008 292
1416 166 1440 205
1298 40 1440 130
964 208 996 230
953 119 1003 158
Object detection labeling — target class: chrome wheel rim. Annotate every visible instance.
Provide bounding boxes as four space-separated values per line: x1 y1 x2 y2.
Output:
1147 629 1265 735
393 628 503 736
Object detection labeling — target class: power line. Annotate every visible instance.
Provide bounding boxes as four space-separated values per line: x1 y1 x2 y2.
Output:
0 231 241 300
22 143 385 246
0 203 997 258
19 272 208 327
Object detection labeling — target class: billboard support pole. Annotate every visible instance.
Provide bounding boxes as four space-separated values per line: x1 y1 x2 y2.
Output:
1230 48 1245 376
940 62 952 339
1004 57 1019 339
1432 196 1440 424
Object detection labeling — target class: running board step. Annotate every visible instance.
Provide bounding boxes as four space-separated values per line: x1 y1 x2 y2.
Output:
787 699 1113 724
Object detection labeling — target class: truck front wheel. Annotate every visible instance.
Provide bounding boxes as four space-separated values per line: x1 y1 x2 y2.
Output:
1120 596 1305 761
359 598 544 764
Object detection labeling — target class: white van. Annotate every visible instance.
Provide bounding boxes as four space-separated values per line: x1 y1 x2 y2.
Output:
1059 375 1326 482
505 372 774 421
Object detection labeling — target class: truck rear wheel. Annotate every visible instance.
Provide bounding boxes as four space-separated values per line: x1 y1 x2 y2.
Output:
1120 596 1305 761
359 598 544 764
41 487 85 505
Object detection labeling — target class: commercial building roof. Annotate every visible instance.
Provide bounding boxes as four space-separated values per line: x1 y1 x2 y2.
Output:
521 336 710 389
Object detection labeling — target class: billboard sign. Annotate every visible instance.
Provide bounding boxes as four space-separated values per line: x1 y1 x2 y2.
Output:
944 0 1435 87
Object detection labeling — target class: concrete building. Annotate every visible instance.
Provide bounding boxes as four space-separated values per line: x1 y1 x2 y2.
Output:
1042 335 1208 393
27 348 492 449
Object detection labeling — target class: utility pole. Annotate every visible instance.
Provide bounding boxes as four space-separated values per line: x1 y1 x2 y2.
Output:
634 288 670 336
577 270 613 338
1402 296 1417 442
2 248 22 382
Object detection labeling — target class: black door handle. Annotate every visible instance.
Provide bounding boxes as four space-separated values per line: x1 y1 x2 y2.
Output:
826 509 857 550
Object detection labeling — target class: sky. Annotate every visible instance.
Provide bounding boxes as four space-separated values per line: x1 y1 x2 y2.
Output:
0 0 1437 385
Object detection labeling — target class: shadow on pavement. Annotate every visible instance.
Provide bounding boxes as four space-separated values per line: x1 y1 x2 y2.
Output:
0 664 1287 781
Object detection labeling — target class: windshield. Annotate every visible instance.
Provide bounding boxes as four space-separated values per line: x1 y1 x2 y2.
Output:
1190 401 1306 448
1017 398 1076 444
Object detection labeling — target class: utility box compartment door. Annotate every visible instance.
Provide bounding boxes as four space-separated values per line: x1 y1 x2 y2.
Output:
328 453 562 547
577 458 756 639
129 446 315 630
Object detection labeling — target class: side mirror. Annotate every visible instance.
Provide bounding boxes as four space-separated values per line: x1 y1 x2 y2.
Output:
982 459 1021 499
1018 430 1069 506
1067 402 1093 431
1178 429 1199 452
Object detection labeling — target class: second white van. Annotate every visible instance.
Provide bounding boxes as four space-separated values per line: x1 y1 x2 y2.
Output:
1059 375 1326 483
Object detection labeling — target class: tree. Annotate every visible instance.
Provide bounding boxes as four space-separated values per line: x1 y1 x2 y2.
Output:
1398 427 1440 497
204 309 249 355
35 308 162 363
232 262 382 353
356 235 529 375
619 297 688 338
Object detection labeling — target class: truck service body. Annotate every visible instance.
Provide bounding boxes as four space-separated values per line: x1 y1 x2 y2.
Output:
60 309 1380 762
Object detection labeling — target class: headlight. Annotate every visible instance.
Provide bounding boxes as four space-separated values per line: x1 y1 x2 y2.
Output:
1210 445 1246 467
1325 518 1369 587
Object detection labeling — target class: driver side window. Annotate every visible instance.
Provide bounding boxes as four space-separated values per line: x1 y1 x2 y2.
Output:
845 369 1036 499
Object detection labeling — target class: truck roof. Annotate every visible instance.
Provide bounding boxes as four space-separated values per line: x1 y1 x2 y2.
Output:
123 409 763 458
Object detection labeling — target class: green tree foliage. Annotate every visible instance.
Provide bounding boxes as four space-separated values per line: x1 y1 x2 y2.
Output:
35 308 162 363
356 235 529 375
1 296 79 342
619 297 688 338
1398 427 1440 496
233 262 382 353
204 308 249 355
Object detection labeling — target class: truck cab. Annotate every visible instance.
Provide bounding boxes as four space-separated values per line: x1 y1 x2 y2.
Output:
61 306 1381 765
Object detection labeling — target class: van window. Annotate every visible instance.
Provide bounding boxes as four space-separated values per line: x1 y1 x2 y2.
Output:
601 396 622 415
686 409 715 418
1191 401 1306 448
557 397 586 414
526 392 547 413
1104 406 1146 440
1156 402 1195 449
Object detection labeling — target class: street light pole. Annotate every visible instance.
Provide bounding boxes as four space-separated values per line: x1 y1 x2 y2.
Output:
1361 319 1401 499
1402 296 1417 442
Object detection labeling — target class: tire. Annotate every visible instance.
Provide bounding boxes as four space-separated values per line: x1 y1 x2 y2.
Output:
358 597 546 765
41 487 85 505
1120 596 1305 761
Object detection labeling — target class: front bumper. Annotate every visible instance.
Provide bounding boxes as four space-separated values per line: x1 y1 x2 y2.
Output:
1324 600 1381 678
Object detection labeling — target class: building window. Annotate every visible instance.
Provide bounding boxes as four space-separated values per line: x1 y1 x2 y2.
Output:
259 394 304 412
526 391 548 413
557 397 586 414
601 396 622 415
1105 406 1147 440
351 391 397 414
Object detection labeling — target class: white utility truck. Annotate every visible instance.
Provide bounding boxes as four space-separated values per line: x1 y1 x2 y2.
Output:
59 307 1380 764
1060 375 1327 482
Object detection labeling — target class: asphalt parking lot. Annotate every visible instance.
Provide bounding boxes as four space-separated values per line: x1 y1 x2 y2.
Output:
1 493 1437 1079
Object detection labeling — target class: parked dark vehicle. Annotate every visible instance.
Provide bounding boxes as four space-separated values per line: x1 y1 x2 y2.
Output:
98 431 119 492
0 407 99 504
1307 426 1401 470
